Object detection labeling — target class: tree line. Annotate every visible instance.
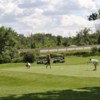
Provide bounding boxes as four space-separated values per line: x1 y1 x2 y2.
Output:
0 26 100 49
16 28 100 48
0 26 99 63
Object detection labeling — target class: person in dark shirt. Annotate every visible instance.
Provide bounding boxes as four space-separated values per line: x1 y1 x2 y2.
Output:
46 55 51 69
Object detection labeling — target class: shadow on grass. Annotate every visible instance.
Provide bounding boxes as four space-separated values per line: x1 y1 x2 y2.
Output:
1 87 100 100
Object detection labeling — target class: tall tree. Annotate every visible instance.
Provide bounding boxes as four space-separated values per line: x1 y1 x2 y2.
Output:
88 9 100 44
56 35 62 46
0 26 19 63
74 28 91 45
98 35 100 44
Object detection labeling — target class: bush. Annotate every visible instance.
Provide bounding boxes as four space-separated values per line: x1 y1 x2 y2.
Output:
0 48 19 63
91 46 98 54
23 52 35 63
12 57 23 63
98 47 100 53
0 54 11 63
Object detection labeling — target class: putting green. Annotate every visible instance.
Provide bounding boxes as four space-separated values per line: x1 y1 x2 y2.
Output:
2 63 100 77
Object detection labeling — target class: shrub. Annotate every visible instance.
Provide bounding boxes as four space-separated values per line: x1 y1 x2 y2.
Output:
91 46 98 54
98 47 100 53
0 54 11 63
23 52 35 63
12 57 23 63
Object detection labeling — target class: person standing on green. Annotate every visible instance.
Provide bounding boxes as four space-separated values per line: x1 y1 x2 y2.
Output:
46 55 51 69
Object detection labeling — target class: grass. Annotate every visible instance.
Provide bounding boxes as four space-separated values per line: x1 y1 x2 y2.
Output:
0 56 100 100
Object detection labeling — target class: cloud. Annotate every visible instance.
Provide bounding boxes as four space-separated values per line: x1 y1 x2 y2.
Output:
95 0 100 7
77 0 96 9
0 0 99 37
0 1 23 15
61 15 92 27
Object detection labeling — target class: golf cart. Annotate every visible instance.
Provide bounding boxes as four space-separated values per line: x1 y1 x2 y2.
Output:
53 54 65 63
36 55 47 64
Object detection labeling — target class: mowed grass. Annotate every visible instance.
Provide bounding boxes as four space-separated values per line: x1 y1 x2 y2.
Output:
0 56 100 100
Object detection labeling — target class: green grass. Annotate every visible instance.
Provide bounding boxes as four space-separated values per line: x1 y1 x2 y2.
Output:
0 56 100 100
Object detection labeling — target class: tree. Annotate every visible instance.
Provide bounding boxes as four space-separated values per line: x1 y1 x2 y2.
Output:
74 28 91 46
88 9 100 32
88 13 98 21
0 26 19 63
62 38 71 46
56 35 62 46
82 28 91 45
88 9 100 21
98 35 100 44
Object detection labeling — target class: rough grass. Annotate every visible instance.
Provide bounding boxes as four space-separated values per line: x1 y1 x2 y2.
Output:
0 56 100 100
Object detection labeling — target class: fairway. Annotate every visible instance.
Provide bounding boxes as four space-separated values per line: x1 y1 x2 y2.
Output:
1 56 100 100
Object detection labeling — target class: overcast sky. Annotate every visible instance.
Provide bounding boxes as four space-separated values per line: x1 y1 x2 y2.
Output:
0 0 100 37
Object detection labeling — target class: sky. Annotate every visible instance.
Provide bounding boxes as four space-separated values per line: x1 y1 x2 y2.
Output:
0 0 100 37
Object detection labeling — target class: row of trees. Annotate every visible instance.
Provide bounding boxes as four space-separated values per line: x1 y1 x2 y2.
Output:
0 26 99 63
14 28 100 49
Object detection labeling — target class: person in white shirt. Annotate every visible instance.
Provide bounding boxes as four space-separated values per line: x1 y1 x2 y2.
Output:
26 62 31 68
90 58 99 71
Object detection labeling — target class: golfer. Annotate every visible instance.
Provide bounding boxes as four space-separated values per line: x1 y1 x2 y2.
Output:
46 55 51 69
26 62 31 68
90 58 99 71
